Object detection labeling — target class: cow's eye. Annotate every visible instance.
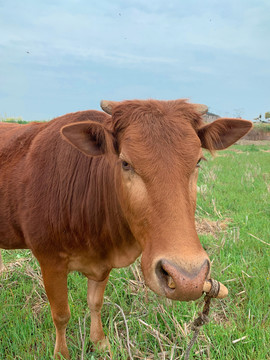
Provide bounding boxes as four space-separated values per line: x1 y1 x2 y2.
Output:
196 156 206 168
196 158 202 168
121 160 133 171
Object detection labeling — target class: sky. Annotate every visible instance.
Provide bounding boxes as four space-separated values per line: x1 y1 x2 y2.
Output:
0 0 269 121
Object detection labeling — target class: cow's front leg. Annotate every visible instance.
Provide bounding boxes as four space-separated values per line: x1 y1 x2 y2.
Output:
87 275 110 350
40 261 71 360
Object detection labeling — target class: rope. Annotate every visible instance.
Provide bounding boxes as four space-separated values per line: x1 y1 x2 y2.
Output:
184 295 211 360
184 280 221 360
206 279 220 298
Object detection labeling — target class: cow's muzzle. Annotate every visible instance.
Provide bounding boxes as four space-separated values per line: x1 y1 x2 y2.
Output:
155 258 210 301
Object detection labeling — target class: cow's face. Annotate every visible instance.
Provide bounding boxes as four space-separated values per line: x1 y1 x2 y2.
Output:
61 99 252 301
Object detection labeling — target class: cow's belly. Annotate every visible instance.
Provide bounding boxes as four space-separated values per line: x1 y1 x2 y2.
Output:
0 216 28 249
0 176 27 249
0 228 28 249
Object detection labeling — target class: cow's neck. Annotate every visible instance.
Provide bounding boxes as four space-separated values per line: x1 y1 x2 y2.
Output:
67 156 141 268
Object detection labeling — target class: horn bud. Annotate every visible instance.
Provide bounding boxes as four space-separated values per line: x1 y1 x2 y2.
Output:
100 100 121 115
100 100 113 114
194 103 208 115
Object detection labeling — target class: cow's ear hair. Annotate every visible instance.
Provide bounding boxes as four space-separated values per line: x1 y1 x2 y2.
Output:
61 121 116 156
198 118 253 151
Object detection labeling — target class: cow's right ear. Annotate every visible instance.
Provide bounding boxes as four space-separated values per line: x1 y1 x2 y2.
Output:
61 121 116 156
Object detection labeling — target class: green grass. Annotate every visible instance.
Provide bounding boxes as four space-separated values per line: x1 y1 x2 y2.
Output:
0 117 45 124
253 122 270 132
0 116 29 124
0 144 269 359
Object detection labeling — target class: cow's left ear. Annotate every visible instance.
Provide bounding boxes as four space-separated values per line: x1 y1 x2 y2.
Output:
198 118 253 150
61 121 116 156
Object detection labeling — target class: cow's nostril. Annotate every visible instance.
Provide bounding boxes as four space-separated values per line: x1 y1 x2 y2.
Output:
155 258 210 301
155 260 176 291
167 276 176 289
160 264 169 276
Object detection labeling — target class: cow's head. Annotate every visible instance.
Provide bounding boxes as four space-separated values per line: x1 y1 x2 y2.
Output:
61 99 252 301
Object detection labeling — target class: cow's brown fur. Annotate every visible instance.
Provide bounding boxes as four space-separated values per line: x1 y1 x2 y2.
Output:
0 99 252 359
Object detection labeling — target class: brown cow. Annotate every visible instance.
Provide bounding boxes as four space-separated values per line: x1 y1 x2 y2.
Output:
0 99 252 359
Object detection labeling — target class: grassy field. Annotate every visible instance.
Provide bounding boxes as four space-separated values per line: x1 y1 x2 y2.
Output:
252 122 270 132
0 117 29 124
0 143 269 360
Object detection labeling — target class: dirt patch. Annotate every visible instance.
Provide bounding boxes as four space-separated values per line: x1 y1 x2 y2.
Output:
228 149 245 154
260 149 270 153
236 139 270 145
195 218 231 236
216 153 230 157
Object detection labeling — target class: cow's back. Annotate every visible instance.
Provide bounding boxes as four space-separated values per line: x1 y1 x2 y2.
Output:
0 122 47 165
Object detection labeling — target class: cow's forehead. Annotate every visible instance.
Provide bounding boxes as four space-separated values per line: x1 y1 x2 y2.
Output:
115 118 202 180
113 100 202 160
120 119 201 150
112 99 204 135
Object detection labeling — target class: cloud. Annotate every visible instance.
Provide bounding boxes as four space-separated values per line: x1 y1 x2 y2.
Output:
1 0 269 69
0 0 269 120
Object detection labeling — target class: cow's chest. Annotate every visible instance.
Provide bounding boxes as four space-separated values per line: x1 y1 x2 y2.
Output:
65 252 110 280
62 239 142 280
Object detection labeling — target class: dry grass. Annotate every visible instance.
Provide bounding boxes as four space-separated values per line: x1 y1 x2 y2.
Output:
195 218 230 237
